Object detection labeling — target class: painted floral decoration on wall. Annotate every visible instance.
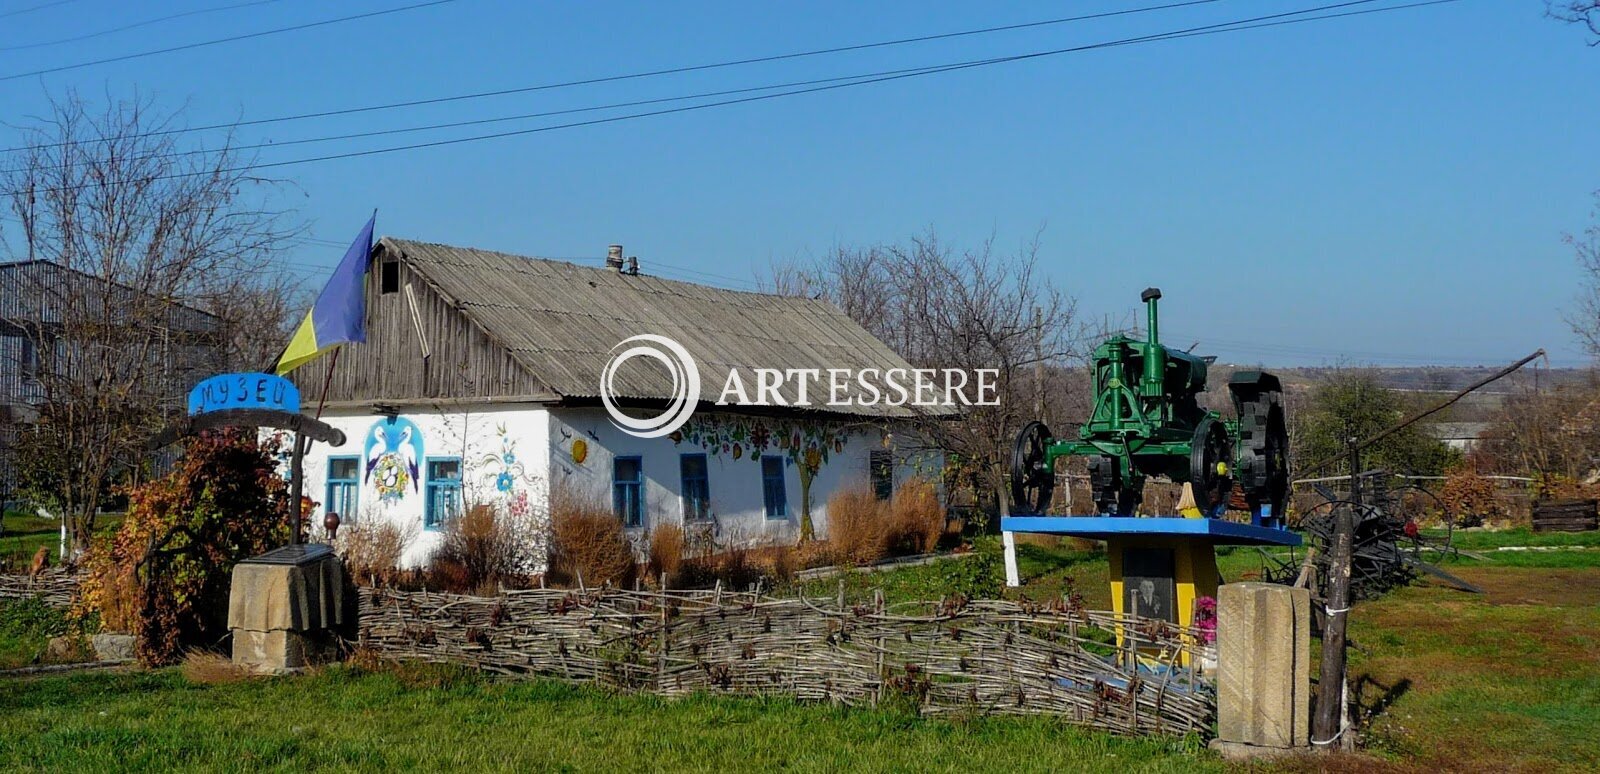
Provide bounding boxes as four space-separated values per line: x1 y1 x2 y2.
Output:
364 416 423 504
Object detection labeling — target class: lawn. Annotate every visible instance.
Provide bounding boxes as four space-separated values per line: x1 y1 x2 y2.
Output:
1 527 1595 771
0 509 122 567
0 666 1218 773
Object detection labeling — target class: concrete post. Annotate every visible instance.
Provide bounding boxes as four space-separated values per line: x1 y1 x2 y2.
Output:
1211 582 1311 759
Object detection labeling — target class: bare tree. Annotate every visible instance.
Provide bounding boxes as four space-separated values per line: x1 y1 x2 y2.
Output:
771 230 1081 522
0 92 300 553
1568 193 1600 359
1550 1 1600 43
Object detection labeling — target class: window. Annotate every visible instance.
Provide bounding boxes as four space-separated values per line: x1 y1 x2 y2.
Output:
613 456 643 528
761 456 787 520
870 450 894 501
380 260 400 294
424 458 462 529
680 454 710 521
18 335 37 381
326 457 360 526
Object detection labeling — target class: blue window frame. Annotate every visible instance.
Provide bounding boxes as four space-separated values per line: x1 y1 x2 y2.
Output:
870 450 894 501
326 456 360 525
613 456 644 528
424 457 462 529
761 456 787 520
680 453 710 521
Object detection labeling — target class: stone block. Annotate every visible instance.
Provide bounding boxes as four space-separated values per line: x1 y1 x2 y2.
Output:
231 629 329 672
228 551 346 673
227 554 344 633
1216 582 1311 749
91 633 136 662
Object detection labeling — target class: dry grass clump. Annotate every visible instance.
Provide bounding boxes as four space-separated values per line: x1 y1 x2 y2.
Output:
181 651 254 684
647 522 686 585
434 504 536 594
548 491 636 588
827 488 889 566
338 519 414 586
887 478 945 554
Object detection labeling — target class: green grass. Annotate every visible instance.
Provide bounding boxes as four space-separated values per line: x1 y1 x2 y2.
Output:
1440 526 1600 551
0 596 78 670
0 666 1221 773
1348 575 1600 771
0 509 122 566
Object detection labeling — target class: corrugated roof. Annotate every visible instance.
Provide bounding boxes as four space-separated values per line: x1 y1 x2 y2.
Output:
382 237 937 417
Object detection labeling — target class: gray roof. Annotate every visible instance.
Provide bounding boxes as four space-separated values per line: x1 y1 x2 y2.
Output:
382 237 933 417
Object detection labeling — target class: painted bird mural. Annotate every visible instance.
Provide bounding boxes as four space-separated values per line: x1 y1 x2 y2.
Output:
364 416 423 504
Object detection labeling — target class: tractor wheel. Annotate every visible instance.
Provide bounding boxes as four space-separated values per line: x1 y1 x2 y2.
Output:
1189 417 1234 514
1009 421 1055 515
1235 391 1289 517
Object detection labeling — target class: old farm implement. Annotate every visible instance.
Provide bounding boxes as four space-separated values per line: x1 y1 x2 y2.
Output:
1256 475 1478 599
1009 287 1289 525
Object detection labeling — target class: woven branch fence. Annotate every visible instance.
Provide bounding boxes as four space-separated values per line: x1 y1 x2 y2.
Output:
0 570 79 607
357 585 1217 736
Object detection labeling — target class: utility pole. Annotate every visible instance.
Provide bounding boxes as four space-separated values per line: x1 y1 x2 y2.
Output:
1313 436 1359 750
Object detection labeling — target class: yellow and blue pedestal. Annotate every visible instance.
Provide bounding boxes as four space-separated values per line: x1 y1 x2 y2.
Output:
1000 516 1301 634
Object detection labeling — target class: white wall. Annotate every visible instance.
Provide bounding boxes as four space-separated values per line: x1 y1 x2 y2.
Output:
291 404 940 570
547 407 937 545
294 404 551 569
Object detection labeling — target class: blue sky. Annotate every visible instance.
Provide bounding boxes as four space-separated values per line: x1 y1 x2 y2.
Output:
2 0 1596 367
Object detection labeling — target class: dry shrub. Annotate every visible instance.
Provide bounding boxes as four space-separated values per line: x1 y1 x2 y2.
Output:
93 563 142 634
433 504 534 593
647 522 685 585
182 651 253 684
887 478 945 555
548 490 636 588
793 539 834 570
1441 468 1506 527
827 488 889 566
337 519 414 586
750 544 794 585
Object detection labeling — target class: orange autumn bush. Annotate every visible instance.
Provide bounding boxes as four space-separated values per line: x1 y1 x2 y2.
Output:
75 430 292 666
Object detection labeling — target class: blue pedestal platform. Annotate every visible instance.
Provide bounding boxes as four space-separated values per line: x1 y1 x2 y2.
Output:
999 516 1302 547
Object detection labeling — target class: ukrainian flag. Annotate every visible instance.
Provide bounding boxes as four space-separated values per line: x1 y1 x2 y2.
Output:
275 214 377 376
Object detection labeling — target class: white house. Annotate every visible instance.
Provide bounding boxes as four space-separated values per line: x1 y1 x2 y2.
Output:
286 238 938 569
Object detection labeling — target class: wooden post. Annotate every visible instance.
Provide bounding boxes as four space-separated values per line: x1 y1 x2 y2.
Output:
1313 439 1358 749
658 572 668 691
288 434 306 545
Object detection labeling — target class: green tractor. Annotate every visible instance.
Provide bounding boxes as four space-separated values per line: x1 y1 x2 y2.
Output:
1010 288 1289 525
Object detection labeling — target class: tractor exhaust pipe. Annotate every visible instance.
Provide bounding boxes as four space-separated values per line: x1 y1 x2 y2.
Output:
1140 287 1165 397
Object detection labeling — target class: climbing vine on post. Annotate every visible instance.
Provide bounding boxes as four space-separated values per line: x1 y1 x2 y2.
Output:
75 430 293 665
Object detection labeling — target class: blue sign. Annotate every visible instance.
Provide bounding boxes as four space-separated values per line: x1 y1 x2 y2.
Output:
187 373 301 416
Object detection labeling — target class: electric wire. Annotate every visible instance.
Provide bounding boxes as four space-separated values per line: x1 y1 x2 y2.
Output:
0 0 1226 152
0 0 459 82
0 0 286 53
13 0 1459 197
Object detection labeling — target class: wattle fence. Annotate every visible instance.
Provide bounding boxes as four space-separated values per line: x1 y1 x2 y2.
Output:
0 570 79 607
356 585 1217 736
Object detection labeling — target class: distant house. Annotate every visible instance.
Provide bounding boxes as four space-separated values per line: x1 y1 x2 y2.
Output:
0 260 221 504
1426 422 1490 452
286 238 935 569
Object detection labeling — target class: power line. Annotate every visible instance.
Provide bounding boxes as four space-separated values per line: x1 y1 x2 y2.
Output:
0 61 978 175
0 0 285 53
15 0 1457 197
0 0 458 83
0 0 79 20
0 0 1226 153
